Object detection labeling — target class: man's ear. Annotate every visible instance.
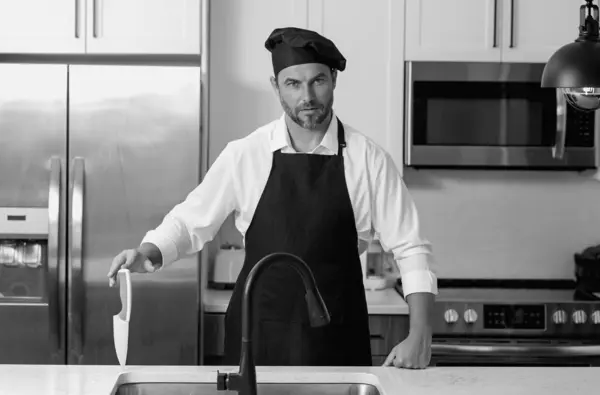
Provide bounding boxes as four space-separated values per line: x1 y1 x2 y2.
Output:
270 75 278 93
331 69 337 89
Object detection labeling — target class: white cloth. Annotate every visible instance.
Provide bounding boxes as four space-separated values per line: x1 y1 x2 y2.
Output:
142 113 438 297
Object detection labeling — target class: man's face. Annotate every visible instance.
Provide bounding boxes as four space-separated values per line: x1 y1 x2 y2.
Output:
271 63 337 130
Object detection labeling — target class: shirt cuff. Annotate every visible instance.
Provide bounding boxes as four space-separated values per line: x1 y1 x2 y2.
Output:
400 269 439 297
140 231 179 268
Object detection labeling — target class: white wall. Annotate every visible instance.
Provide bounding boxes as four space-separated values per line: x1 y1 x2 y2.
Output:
404 169 600 279
206 0 600 281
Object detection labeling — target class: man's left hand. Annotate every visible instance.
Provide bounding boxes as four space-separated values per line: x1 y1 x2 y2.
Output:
382 331 432 369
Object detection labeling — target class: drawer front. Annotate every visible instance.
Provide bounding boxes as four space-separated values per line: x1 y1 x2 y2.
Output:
371 355 387 366
203 313 409 359
369 315 410 356
203 313 226 356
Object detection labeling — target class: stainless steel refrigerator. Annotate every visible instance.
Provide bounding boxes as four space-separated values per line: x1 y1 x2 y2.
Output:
0 63 201 365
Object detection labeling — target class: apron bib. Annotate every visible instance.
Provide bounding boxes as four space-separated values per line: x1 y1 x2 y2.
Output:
223 117 372 366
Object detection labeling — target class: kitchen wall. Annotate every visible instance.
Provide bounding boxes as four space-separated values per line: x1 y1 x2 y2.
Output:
206 0 600 281
404 168 600 280
209 165 600 281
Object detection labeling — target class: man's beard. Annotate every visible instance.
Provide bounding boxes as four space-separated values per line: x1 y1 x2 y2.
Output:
279 95 334 130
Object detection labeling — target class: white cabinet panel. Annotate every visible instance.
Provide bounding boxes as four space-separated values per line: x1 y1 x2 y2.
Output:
0 0 85 53
208 0 309 164
502 0 583 62
405 0 584 63
405 0 501 62
85 0 201 54
319 0 406 171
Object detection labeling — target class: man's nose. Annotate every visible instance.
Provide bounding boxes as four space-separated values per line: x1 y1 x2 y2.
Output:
300 83 316 102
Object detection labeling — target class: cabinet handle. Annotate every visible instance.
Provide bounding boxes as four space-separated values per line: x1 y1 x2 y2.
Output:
93 0 102 38
509 0 515 48
74 0 82 38
492 0 498 47
370 334 385 340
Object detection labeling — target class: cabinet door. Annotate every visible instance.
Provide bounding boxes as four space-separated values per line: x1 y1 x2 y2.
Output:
319 0 405 171
208 0 308 165
405 0 502 62
86 0 201 54
501 0 582 63
0 0 85 53
368 315 410 357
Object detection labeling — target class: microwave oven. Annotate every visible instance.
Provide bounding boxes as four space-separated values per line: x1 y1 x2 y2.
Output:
404 62 598 169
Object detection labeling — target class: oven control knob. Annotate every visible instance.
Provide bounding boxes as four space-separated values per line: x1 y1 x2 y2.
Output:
463 309 478 324
444 309 459 324
572 310 587 325
591 310 600 325
552 309 567 325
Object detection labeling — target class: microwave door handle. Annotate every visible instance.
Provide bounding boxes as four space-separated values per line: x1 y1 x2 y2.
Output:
553 89 567 160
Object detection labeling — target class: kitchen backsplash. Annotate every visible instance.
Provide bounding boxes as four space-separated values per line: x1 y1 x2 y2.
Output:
403 168 600 280
211 168 600 281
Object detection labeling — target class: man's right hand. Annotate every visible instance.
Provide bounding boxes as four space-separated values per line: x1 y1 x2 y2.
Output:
107 248 158 287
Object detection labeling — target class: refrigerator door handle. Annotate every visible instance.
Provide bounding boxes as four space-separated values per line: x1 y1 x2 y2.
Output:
48 157 62 359
68 157 85 364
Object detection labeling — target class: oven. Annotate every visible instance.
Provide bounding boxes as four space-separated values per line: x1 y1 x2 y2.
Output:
397 279 600 367
404 61 598 169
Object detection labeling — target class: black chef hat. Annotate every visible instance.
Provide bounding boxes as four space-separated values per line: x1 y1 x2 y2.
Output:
265 27 346 76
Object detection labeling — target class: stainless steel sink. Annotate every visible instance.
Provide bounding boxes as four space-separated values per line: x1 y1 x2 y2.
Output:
115 382 380 395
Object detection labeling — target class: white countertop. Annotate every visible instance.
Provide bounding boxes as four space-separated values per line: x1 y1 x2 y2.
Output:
203 287 409 315
0 364 598 395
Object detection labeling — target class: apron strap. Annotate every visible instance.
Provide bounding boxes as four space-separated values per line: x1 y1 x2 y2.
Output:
336 117 346 156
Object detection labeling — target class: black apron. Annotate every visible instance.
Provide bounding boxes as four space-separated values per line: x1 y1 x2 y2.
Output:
223 118 372 366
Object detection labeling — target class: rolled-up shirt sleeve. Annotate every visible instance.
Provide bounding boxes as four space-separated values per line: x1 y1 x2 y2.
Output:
369 149 438 297
141 143 238 267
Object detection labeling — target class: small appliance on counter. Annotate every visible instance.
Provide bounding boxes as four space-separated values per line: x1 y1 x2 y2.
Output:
574 244 600 300
209 244 245 290
361 239 399 291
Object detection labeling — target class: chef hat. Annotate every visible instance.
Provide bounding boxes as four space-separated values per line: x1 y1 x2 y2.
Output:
264 27 347 76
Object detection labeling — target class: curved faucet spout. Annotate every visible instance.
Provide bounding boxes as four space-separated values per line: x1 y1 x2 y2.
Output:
216 252 331 395
242 252 331 336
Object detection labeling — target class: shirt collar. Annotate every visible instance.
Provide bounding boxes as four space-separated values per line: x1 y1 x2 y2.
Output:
270 111 339 153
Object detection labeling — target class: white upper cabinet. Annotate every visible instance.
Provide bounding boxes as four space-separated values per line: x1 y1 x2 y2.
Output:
317 0 406 171
501 0 582 62
405 0 584 63
0 0 85 53
405 0 501 62
0 0 201 55
86 0 200 54
208 0 309 164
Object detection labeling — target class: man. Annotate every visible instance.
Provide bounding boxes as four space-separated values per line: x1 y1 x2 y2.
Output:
108 27 438 369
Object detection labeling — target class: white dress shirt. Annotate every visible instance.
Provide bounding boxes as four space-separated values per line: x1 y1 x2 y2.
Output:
142 112 438 297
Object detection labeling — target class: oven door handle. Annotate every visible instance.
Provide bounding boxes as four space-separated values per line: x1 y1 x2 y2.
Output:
432 343 600 358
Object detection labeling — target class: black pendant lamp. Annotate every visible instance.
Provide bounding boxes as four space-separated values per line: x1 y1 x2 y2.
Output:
541 0 600 112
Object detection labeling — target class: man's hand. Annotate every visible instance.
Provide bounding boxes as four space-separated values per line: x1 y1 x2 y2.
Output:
383 291 434 369
382 331 432 369
107 243 162 287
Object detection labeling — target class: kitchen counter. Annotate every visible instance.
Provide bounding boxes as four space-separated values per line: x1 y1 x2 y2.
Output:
203 287 409 315
0 364 598 395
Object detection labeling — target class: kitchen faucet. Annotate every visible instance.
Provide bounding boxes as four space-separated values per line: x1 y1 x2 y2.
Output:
216 252 331 395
